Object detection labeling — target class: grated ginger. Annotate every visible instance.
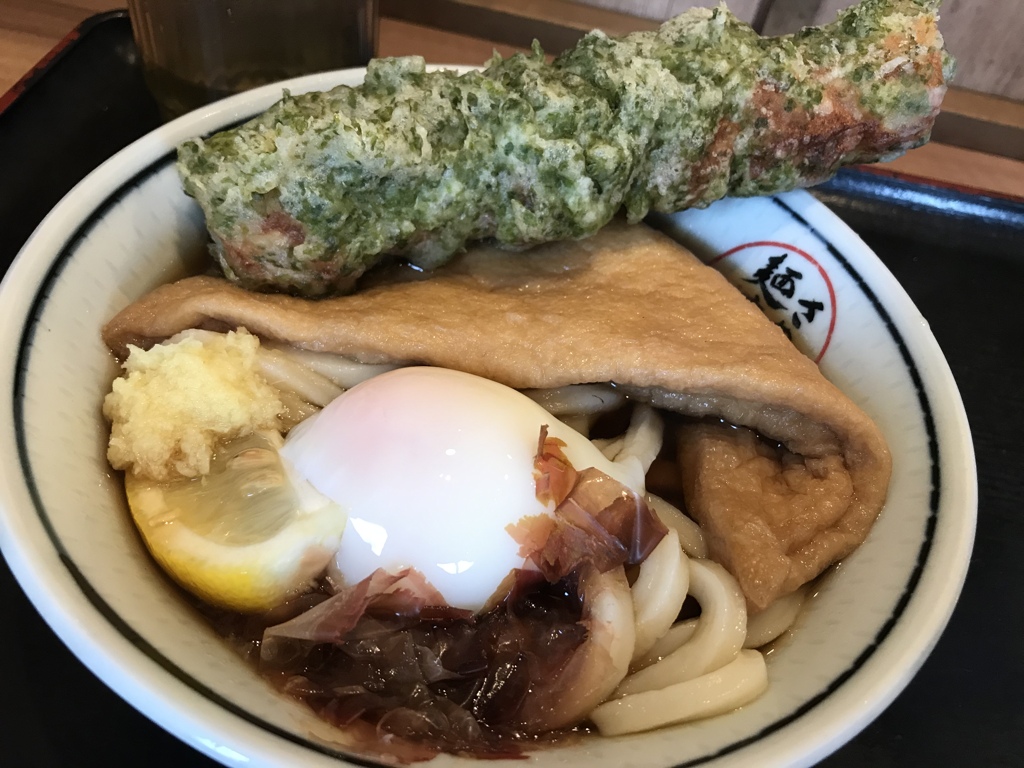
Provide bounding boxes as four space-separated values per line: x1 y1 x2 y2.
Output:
103 328 282 480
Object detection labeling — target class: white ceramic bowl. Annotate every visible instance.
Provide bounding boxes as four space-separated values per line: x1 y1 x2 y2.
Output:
0 68 976 768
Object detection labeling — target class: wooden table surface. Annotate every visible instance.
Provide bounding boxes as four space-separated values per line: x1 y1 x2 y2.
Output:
2 0 1022 199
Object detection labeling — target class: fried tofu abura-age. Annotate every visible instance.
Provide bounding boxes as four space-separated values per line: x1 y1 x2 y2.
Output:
177 0 952 296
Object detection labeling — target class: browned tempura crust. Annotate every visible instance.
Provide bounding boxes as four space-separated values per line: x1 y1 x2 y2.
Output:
104 222 891 608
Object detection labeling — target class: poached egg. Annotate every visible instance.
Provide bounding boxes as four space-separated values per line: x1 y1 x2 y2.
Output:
279 366 641 611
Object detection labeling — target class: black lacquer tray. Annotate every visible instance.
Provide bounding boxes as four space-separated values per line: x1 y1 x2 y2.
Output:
1 13 1021 768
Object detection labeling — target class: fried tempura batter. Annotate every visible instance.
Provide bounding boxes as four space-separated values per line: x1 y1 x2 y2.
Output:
178 0 952 296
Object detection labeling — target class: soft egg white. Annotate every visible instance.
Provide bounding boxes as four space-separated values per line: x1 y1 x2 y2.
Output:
279 366 641 612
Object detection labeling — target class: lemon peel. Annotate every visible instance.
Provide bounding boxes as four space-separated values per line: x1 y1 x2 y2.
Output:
125 432 345 612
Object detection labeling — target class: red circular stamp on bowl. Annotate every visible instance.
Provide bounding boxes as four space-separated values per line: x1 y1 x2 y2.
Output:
710 241 836 362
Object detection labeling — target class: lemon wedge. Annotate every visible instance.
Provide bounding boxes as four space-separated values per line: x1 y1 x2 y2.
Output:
125 430 345 612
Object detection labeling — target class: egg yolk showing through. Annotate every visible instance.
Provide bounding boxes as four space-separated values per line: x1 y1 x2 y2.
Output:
279 366 638 612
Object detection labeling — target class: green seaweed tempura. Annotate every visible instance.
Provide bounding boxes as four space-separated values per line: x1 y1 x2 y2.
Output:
178 0 953 296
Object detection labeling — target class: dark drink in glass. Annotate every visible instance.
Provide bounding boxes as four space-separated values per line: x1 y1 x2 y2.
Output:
127 0 379 119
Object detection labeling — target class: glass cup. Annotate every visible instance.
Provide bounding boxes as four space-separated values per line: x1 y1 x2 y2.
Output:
127 0 379 120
